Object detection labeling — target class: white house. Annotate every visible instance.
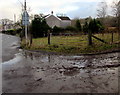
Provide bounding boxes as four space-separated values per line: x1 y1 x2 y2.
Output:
45 14 71 28
0 19 14 31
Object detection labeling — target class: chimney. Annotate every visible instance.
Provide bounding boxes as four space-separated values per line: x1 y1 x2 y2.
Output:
51 11 53 15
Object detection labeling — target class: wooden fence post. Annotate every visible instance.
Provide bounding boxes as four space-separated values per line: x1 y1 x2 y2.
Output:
88 30 92 45
48 30 50 45
29 34 32 46
111 32 113 43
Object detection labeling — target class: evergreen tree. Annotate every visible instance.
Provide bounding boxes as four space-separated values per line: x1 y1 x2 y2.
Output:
83 21 89 34
30 15 49 38
88 19 104 33
75 19 82 31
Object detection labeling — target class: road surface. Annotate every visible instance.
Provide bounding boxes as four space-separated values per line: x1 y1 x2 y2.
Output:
1 33 120 93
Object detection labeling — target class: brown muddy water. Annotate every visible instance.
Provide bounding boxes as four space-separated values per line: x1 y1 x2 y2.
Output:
2 51 120 93
1 34 120 93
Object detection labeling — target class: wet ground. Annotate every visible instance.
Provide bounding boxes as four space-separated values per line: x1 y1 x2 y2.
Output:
1 33 20 62
1 34 120 93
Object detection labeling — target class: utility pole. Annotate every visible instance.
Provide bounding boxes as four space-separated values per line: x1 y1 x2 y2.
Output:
14 14 16 29
22 0 29 44
24 0 27 44
24 0 26 11
2 20 4 31
14 14 16 23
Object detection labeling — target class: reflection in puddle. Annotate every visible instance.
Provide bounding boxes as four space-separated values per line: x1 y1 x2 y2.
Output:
3 51 119 71
2 53 23 64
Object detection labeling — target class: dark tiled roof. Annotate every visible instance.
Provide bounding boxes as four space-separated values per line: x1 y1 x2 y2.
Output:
57 16 71 20
44 14 50 18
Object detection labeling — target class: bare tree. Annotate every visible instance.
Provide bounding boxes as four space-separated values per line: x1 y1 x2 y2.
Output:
97 1 107 25
117 1 120 33
116 1 120 32
112 0 120 41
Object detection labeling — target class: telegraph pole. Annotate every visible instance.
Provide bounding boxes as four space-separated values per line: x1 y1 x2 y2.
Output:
14 14 16 23
22 0 29 44
24 0 27 44
24 0 26 10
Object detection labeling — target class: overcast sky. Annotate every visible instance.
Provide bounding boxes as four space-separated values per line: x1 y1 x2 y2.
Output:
0 0 115 21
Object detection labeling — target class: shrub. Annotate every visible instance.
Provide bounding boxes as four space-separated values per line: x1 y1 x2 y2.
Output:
52 26 64 35
2 28 22 36
65 26 77 32
83 21 89 34
30 15 50 38
75 19 82 31
88 19 104 33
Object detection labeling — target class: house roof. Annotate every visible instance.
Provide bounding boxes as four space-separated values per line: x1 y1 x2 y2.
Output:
45 14 61 21
45 14 71 21
57 16 71 20
44 14 50 18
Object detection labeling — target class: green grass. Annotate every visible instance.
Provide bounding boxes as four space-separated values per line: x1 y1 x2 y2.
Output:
21 33 119 54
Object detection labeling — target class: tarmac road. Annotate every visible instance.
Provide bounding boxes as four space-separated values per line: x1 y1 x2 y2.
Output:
1 33 20 62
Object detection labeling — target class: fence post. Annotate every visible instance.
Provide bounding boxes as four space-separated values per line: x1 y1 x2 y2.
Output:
88 30 92 45
29 34 32 46
48 30 50 45
111 32 113 43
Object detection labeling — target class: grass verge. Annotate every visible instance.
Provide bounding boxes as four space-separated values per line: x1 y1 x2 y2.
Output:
21 33 120 54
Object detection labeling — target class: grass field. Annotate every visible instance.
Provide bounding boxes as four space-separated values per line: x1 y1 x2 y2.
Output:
21 33 120 54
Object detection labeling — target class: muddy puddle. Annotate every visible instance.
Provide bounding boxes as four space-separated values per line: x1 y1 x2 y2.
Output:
2 50 120 93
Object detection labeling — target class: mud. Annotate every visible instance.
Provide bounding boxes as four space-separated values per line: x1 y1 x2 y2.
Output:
2 51 120 93
1 34 120 93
